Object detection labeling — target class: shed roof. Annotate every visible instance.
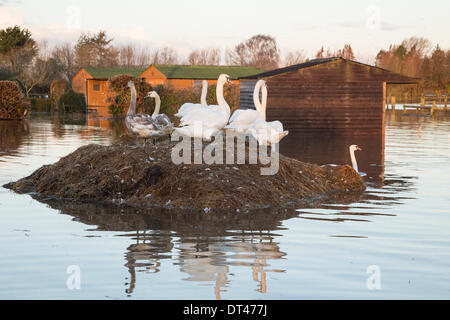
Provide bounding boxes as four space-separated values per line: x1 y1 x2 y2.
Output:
240 57 419 84
84 67 147 79
151 65 264 80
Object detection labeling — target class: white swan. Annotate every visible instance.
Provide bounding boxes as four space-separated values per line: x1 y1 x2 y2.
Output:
174 80 209 118
125 81 166 142
145 91 174 135
349 145 366 176
225 80 266 134
175 74 233 140
249 82 289 146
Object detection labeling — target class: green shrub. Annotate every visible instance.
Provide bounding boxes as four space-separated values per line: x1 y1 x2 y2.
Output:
107 75 152 115
0 80 30 119
58 90 87 113
144 84 240 118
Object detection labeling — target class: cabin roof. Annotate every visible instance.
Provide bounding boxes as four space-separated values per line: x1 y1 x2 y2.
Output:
84 67 147 79
152 65 264 80
240 57 419 84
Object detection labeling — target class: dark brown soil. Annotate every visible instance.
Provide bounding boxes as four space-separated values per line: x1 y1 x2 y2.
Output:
4 135 365 212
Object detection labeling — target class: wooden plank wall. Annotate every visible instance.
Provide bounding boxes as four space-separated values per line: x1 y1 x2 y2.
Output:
265 82 384 135
239 60 391 135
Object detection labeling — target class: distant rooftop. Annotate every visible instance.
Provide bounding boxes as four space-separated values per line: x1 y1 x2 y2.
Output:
152 65 264 80
84 67 146 79
240 57 340 79
82 65 264 80
240 57 419 83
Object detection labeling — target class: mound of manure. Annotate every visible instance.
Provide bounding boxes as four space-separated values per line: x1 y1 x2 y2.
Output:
4 135 365 212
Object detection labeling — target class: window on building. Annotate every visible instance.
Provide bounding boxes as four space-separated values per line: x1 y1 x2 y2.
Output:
93 83 100 91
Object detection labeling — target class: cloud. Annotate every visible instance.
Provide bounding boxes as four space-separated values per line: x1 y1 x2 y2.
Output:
0 5 23 27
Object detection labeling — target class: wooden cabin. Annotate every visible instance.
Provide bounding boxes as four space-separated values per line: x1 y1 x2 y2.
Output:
239 57 418 135
72 65 263 107
72 67 145 107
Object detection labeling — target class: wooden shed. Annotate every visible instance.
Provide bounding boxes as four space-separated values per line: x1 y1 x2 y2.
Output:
72 67 146 107
239 57 418 135
72 65 263 107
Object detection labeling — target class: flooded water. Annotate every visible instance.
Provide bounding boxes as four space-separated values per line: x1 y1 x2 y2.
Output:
0 110 449 299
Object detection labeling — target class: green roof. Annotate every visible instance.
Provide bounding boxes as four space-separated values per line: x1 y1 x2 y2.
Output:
83 65 264 80
153 65 264 80
84 67 146 79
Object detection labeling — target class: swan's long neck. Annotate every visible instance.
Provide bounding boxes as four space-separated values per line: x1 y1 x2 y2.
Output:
127 85 137 116
253 81 264 115
152 94 161 117
260 84 267 121
201 80 208 106
216 80 230 117
350 149 359 172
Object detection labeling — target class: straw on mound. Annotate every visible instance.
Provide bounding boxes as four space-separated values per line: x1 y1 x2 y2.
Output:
5 135 365 211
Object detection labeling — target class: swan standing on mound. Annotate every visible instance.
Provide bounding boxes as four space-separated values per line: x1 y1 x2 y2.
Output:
125 81 165 145
175 74 233 140
145 91 174 136
225 79 266 134
174 80 209 118
249 81 289 146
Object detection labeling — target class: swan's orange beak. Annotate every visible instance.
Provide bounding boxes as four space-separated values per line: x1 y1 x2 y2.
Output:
356 147 362 151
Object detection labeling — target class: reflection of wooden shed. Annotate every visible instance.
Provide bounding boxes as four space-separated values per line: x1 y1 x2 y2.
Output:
239 57 418 135
72 65 262 107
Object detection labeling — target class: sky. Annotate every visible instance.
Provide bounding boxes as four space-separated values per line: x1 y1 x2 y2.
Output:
1 0 449 63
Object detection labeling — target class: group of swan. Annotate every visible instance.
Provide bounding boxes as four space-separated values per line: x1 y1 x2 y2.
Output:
226 79 288 145
175 74 289 145
125 80 173 142
125 79 364 174
126 74 288 145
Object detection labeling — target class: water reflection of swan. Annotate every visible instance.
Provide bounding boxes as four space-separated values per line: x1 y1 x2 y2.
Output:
124 229 174 295
177 241 229 300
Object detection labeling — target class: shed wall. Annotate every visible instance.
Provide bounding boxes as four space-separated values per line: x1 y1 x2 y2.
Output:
239 60 393 135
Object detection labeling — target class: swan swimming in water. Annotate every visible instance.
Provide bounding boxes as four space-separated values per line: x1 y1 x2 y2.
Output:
225 79 266 134
145 91 174 136
349 144 366 176
174 74 233 140
174 80 209 118
125 81 167 144
249 81 289 145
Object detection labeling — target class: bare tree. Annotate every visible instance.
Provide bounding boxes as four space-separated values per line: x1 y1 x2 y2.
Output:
315 46 335 59
118 44 135 67
188 48 221 65
51 43 77 82
152 47 179 65
226 34 280 69
283 50 307 66
135 47 152 67
337 44 355 60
